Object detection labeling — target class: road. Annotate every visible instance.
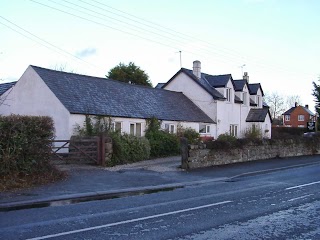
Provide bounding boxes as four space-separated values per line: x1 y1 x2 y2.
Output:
1 162 320 240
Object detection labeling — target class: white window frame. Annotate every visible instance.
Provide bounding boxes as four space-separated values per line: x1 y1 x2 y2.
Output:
111 121 122 132
199 124 210 134
229 124 238 137
298 115 304 121
298 125 305 128
285 115 290 121
129 122 143 136
226 88 231 102
243 92 247 105
165 123 175 134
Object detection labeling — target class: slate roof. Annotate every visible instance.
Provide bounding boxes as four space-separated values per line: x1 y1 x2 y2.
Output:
248 83 264 96
283 106 315 116
31 66 214 123
203 73 232 88
155 83 165 89
0 81 16 95
233 80 246 91
246 108 271 122
234 95 242 103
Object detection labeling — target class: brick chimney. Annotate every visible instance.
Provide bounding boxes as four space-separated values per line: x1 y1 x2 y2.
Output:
193 60 201 79
243 72 249 82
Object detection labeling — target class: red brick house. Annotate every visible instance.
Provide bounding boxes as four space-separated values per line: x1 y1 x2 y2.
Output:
282 103 316 128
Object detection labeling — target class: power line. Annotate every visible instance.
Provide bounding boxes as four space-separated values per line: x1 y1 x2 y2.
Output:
0 16 102 71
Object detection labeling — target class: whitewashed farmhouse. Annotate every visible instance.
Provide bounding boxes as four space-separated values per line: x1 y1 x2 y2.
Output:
0 61 271 140
158 60 272 138
0 65 214 140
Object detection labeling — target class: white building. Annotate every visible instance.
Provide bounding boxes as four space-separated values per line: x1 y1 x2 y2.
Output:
0 65 214 140
0 62 271 140
158 60 272 138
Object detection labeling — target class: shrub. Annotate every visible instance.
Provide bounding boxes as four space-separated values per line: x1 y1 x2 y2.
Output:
0 115 54 175
217 133 237 142
108 132 150 166
74 115 113 136
243 124 263 140
177 126 200 144
272 127 306 140
145 118 180 158
74 115 151 166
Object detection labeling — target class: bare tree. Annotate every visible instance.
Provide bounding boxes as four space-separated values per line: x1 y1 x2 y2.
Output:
286 95 302 109
52 63 76 73
264 92 286 120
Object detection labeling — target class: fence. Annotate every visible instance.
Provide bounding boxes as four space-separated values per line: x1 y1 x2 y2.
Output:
51 136 112 166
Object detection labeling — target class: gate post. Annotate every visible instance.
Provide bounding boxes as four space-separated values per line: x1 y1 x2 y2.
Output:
100 135 106 166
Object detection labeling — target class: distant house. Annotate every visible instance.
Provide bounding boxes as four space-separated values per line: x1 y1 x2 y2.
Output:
160 60 272 138
0 65 214 140
282 103 316 128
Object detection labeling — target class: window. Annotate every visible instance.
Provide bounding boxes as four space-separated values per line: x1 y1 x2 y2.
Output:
226 88 231 102
298 125 305 128
298 115 304 121
257 95 260 107
243 92 247 105
229 124 238 137
285 115 290 121
129 123 142 136
165 124 175 133
130 123 135 135
111 122 122 132
136 123 142 137
199 124 210 134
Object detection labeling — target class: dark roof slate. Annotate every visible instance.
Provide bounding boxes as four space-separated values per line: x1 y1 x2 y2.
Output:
246 108 270 122
203 74 232 88
283 106 315 116
233 80 246 91
31 66 214 123
0 81 16 95
155 83 165 89
248 83 264 96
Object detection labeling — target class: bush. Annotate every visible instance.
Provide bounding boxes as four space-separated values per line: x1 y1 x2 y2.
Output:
145 118 180 158
243 124 263 139
0 115 55 175
177 126 200 144
74 115 151 166
109 132 150 166
217 133 237 142
272 127 306 139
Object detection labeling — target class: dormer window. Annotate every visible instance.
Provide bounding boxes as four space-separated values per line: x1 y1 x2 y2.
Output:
257 95 260 107
243 92 247 105
226 88 231 102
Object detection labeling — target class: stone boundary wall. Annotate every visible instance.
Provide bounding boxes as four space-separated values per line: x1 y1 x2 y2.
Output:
181 139 320 169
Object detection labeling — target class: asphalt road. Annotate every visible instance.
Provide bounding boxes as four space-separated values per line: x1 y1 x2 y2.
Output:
1 162 320 240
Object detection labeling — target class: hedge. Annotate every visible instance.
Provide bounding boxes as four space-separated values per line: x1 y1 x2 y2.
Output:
0 115 54 175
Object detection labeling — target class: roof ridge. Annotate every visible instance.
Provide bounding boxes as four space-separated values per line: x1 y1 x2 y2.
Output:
30 65 166 91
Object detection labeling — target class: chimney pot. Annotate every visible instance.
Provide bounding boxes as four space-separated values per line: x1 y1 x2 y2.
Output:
295 102 298 107
305 104 309 109
193 60 201 79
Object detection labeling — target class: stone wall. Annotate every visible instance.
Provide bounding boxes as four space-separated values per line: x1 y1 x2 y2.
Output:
181 139 320 169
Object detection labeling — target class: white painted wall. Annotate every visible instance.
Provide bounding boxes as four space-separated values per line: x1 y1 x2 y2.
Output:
70 114 216 139
0 66 71 140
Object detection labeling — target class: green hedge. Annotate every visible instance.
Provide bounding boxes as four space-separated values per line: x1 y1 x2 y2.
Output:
0 115 54 175
109 132 150 166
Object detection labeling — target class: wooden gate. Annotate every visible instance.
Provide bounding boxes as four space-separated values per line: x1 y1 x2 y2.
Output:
51 136 106 166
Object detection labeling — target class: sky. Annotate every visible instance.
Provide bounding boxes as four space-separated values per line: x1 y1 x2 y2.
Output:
1 0 319 111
